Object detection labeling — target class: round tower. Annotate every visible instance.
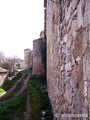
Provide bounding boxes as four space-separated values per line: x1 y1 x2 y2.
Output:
24 48 32 70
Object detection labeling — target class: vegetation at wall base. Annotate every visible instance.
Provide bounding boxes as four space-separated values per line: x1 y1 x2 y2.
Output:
28 75 53 120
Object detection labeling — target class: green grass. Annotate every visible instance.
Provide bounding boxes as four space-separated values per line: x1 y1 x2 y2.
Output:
0 91 27 120
0 71 53 120
0 70 29 120
28 75 53 120
0 88 6 95
29 84 42 120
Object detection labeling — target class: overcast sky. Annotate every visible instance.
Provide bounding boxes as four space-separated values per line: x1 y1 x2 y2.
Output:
0 0 44 59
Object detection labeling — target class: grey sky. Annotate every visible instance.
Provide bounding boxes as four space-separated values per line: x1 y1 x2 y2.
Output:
0 0 44 59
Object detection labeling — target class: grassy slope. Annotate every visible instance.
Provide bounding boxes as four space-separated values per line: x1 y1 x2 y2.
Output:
1 72 23 92
0 71 27 120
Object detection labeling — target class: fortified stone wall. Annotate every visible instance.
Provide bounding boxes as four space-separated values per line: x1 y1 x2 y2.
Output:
24 48 32 70
46 0 90 119
33 37 46 76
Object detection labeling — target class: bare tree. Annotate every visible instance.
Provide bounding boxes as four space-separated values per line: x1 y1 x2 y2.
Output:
1 56 17 76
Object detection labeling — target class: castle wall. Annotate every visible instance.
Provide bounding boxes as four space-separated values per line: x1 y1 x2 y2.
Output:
46 0 90 119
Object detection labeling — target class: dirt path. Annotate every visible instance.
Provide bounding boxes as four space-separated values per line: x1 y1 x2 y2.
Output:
13 74 30 98
24 91 31 120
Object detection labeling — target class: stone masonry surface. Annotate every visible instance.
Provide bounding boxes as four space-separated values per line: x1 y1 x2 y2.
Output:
46 0 90 120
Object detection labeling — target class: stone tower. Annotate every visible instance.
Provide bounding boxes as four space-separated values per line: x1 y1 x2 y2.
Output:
33 37 46 76
24 48 32 70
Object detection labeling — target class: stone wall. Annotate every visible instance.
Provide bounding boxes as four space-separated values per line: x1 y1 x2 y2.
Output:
33 37 46 76
46 0 90 119
24 48 32 70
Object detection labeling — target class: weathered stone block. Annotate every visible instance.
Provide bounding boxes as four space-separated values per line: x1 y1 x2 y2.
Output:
88 86 90 119
77 0 83 29
71 0 79 11
65 62 72 72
